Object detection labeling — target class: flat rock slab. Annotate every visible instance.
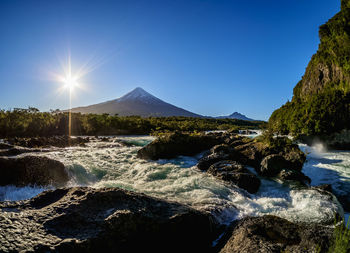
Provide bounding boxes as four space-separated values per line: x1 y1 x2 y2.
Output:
0 187 218 252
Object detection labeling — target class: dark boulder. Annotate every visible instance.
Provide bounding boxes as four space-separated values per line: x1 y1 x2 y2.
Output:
211 144 243 160
228 139 246 147
0 146 44 156
279 144 306 171
0 187 218 252
313 184 333 193
259 154 309 184
218 215 333 253
260 154 288 176
197 144 244 171
197 153 229 171
234 141 273 168
137 131 224 160
211 144 234 154
0 143 13 150
0 156 68 187
5 136 89 148
207 161 261 194
234 140 306 173
99 137 110 142
278 169 311 184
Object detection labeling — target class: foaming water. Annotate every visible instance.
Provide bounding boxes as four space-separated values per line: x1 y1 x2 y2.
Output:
0 185 48 201
0 136 345 225
300 144 350 196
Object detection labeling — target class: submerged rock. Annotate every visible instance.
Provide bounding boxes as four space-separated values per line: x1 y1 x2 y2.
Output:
207 160 261 194
0 146 44 156
0 156 68 187
0 187 218 252
218 215 333 253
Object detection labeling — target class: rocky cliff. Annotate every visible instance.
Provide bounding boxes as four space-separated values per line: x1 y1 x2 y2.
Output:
269 0 350 147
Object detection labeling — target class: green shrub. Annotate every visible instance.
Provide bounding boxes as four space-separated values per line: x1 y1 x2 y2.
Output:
328 218 350 253
255 130 292 149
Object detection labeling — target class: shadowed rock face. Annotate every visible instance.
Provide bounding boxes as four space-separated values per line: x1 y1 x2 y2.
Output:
0 187 218 253
218 215 333 253
0 156 68 187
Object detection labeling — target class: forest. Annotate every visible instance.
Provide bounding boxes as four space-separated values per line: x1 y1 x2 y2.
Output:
0 108 264 137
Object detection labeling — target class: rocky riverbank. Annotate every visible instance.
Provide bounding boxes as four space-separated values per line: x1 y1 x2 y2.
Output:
0 132 345 252
0 187 337 253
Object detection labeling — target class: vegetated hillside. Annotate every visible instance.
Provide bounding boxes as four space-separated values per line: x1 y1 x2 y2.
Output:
269 0 350 137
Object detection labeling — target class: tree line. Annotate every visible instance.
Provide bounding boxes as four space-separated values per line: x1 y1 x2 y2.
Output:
0 108 264 137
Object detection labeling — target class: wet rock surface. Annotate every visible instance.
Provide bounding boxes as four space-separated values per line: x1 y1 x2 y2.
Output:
0 187 218 253
0 156 68 187
218 215 333 253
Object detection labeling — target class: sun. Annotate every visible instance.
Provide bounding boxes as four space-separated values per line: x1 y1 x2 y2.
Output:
62 74 79 91
51 54 84 94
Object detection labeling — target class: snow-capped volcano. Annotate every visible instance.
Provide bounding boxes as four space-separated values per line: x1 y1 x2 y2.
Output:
69 87 202 117
117 87 163 103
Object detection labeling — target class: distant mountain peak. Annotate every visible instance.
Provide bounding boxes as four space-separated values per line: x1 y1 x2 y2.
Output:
216 112 255 121
229 112 243 117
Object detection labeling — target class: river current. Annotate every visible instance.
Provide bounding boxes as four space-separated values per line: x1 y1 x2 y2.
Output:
0 136 349 225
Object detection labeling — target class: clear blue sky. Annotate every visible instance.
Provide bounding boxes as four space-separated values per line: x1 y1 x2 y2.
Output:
0 0 340 120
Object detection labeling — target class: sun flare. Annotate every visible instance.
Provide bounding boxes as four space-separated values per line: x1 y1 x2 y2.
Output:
56 55 82 93
62 74 79 91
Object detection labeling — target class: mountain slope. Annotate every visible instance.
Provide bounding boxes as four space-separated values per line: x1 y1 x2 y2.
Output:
217 112 255 121
269 0 350 140
69 87 202 117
